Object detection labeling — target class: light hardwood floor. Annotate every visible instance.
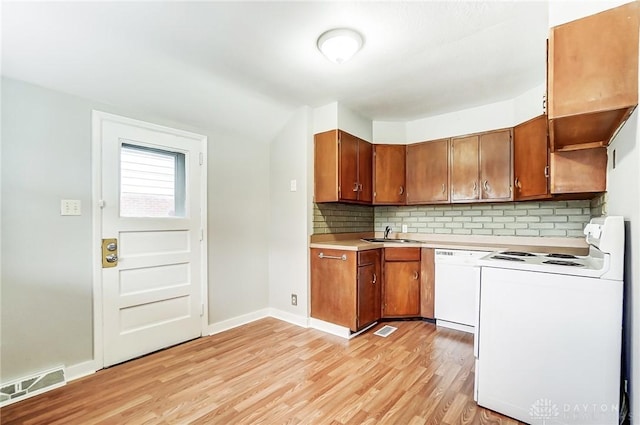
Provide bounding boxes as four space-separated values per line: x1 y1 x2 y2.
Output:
0 318 524 424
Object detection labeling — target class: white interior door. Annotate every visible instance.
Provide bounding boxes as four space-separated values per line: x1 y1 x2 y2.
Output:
95 112 207 367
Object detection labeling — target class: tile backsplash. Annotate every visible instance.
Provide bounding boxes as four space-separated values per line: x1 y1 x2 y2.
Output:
313 199 602 237
375 200 592 237
313 203 374 234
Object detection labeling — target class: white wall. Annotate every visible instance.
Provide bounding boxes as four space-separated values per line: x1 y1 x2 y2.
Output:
372 121 406 144
372 84 545 144
606 109 640 424
405 98 516 142
337 103 373 142
0 77 275 382
207 131 271 323
1 78 94 381
513 84 546 125
268 107 313 319
548 0 630 27
312 101 373 142
313 102 339 134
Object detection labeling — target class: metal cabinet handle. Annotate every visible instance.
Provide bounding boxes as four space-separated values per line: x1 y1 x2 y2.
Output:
544 166 549 178
413 271 419 280
399 186 404 195
353 182 359 192
372 273 377 284
441 183 446 194
105 254 118 263
483 180 489 192
473 181 477 192
318 252 347 261
359 183 364 192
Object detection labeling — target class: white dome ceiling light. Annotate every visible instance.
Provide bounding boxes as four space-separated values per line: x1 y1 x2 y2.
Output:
317 28 364 64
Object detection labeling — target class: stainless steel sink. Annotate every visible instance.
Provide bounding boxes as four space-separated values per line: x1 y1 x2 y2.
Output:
361 238 422 243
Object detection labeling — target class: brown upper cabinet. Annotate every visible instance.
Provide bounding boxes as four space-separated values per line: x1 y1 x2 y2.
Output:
373 144 406 205
406 139 450 204
450 130 513 203
550 148 607 194
514 115 549 200
450 135 479 202
314 130 372 204
548 2 639 151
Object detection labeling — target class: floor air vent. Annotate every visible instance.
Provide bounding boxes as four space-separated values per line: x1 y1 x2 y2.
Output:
1 366 66 407
373 325 398 337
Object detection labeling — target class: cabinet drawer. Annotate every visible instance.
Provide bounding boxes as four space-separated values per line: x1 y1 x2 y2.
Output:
312 248 355 263
358 249 380 266
385 247 421 261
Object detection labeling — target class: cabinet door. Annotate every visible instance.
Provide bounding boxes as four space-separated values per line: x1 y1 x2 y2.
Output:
548 2 638 150
314 130 339 202
339 131 359 202
514 116 549 200
479 129 513 201
373 144 406 204
406 139 450 204
383 261 420 317
420 248 435 319
548 2 638 119
357 260 381 329
550 148 607 194
450 136 479 202
310 248 357 330
358 139 373 203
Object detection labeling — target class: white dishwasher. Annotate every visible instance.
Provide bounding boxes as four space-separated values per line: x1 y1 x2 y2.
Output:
434 249 490 333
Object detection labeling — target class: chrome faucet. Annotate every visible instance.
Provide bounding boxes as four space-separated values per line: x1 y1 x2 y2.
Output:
384 226 391 239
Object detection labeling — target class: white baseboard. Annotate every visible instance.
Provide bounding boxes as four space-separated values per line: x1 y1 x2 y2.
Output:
207 308 270 335
268 308 309 328
66 360 97 382
308 318 352 339
436 319 474 334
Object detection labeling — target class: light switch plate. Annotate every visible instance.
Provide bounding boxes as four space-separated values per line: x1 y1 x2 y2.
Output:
402 224 408 233
290 179 297 192
61 199 81 216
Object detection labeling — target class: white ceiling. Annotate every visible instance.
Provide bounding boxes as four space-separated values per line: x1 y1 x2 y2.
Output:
2 1 549 139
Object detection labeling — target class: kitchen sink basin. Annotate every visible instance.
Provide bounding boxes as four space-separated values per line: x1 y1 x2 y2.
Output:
361 238 422 244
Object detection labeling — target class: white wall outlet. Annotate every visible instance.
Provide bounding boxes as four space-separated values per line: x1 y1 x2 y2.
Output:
291 294 298 306
61 199 81 216
402 224 408 233
290 179 297 192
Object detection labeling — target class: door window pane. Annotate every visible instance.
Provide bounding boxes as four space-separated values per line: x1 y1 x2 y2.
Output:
120 143 186 217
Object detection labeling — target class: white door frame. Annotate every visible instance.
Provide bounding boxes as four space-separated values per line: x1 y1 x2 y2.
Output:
91 110 208 370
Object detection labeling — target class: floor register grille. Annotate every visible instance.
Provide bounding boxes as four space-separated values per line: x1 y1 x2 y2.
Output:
373 325 397 337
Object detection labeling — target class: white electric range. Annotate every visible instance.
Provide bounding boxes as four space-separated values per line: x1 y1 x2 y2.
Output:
474 216 625 425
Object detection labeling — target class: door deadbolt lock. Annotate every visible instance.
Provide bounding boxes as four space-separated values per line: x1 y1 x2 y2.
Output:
102 238 118 268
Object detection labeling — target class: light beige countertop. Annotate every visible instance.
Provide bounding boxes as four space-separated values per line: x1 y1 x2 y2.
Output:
309 232 589 255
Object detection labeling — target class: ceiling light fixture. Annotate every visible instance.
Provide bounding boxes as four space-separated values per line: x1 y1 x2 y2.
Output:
317 28 363 64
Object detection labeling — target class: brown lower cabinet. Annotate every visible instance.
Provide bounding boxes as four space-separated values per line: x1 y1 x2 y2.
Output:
310 248 381 332
382 248 421 317
420 248 435 319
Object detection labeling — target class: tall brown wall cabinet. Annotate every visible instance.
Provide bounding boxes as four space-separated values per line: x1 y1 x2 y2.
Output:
314 130 373 203
548 1 639 152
